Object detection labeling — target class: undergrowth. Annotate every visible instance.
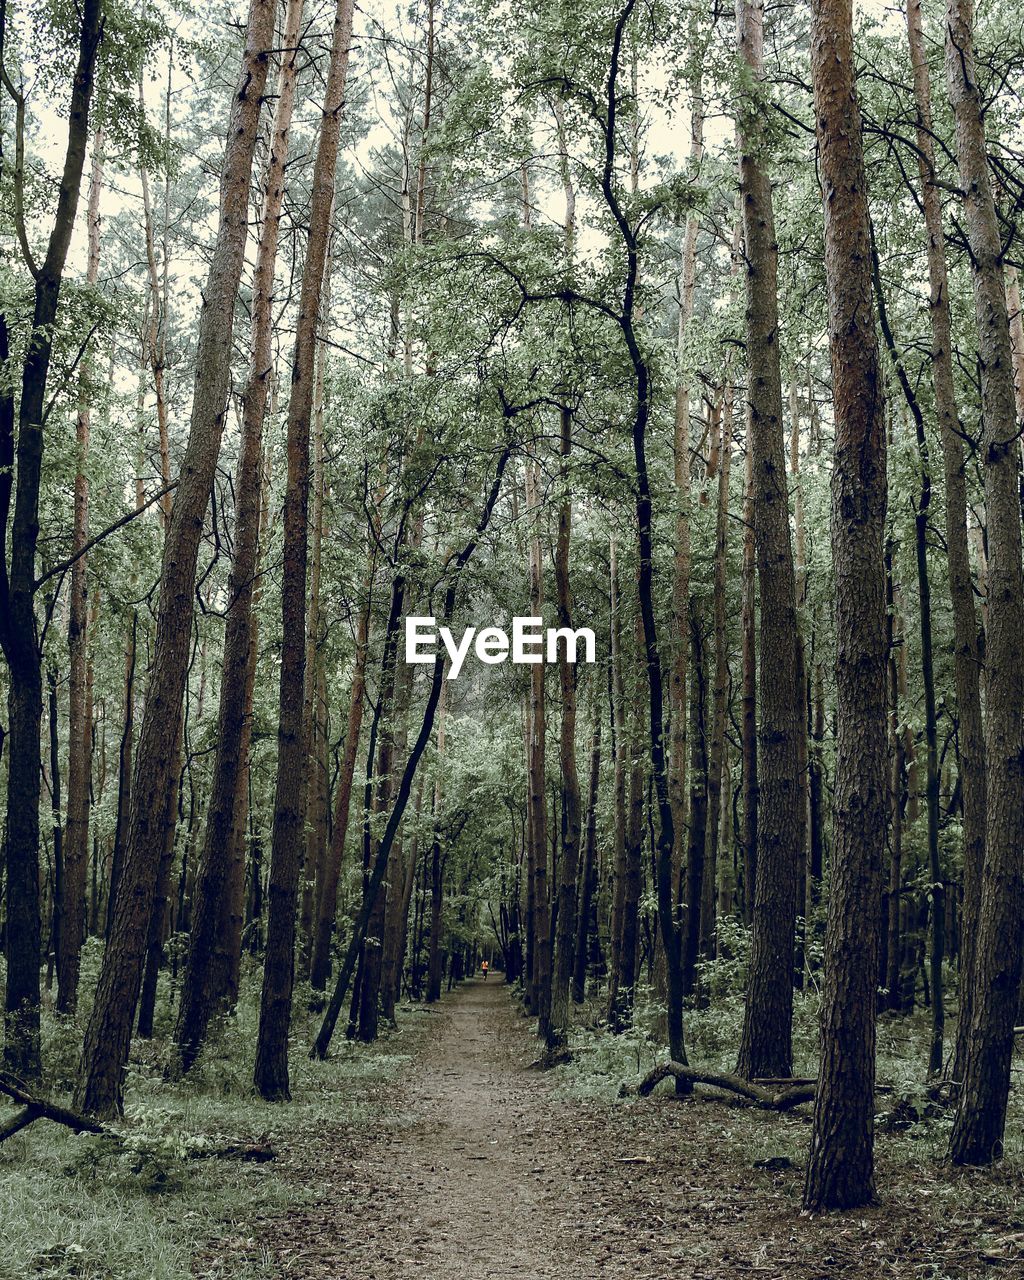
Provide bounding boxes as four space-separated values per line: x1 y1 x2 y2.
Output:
0 956 417 1280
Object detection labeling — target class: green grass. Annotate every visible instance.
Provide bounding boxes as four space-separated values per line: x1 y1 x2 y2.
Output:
0 962 418 1280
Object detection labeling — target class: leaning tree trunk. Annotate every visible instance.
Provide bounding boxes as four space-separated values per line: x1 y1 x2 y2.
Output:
945 0 1024 1167
735 0 805 1084
804 0 889 1211
76 0 277 1118
2 0 102 1081
57 126 104 1016
254 0 355 1102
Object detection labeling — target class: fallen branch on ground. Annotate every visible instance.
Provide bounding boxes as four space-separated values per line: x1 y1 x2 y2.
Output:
0 1072 275 1160
629 1062 817 1110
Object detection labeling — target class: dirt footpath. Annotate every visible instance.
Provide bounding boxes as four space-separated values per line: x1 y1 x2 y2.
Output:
206 980 1023 1280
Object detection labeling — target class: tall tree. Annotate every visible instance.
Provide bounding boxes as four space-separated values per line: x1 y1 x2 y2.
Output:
735 0 805 1082
254 0 356 1101
57 126 104 1016
945 0 1024 1166
172 0 306 1076
804 0 889 1210
1 0 103 1079
75 0 278 1117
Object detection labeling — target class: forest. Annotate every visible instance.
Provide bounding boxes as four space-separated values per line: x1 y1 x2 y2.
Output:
2 0 1024 1273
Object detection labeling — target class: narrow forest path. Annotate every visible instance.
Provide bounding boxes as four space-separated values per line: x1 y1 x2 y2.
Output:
200 982 1015 1280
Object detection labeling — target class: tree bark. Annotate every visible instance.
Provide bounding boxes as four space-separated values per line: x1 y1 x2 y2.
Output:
804 0 889 1209
76 0 277 1118
945 0 1024 1166
57 126 104 1015
1 0 102 1080
254 0 355 1102
903 0 986 1090
549 407 582 1049
735 0 805 1083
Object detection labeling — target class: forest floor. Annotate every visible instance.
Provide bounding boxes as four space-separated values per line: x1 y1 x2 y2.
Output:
197 979 1024 1280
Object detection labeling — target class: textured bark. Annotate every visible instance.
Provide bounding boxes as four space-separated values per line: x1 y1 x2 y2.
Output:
254 0 355 1101
171 0 304 1076
299 307 330 982
76 0 277 1118
804 0 889 1210
57 127 103 1015
945 0 1024 1166
1 0 102 1080
735 0 805 1083
903 0 986 1089
549 408 582 1049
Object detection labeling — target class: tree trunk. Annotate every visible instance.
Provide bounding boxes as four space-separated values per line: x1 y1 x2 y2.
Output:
0 0 102 1083
549 408 582 1049
945 0 1024 1166
57 126 103 1016
310 573 371 991
76 0 277 1118
254 0 355 1102
904 0 985 1090
735 0 805 1084
172 0 304 1076
572 710 602 1003
605 536 629 1027
740 426 758 924
525 459 552 1038
804 0 889 1209
701 391 730 961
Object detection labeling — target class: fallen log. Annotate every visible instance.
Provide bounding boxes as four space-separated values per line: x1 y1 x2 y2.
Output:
630 1062 817 1110
0 1072 109 1143
0 1072 275 1161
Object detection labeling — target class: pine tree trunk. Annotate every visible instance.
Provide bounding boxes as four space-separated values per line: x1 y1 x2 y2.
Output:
945 0 1024 1166
572 711 602 1003
526 460 552 1037
254 0 355 1101
804 0 889 1209
57 127 103 1016
904 0 985 1090
76 0 277 1118
740 431 758 924
172 0 304 1075
549 408 582 1049
735 0 805 1083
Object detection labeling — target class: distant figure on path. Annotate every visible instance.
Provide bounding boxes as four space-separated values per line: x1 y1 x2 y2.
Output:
482 960 489 981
